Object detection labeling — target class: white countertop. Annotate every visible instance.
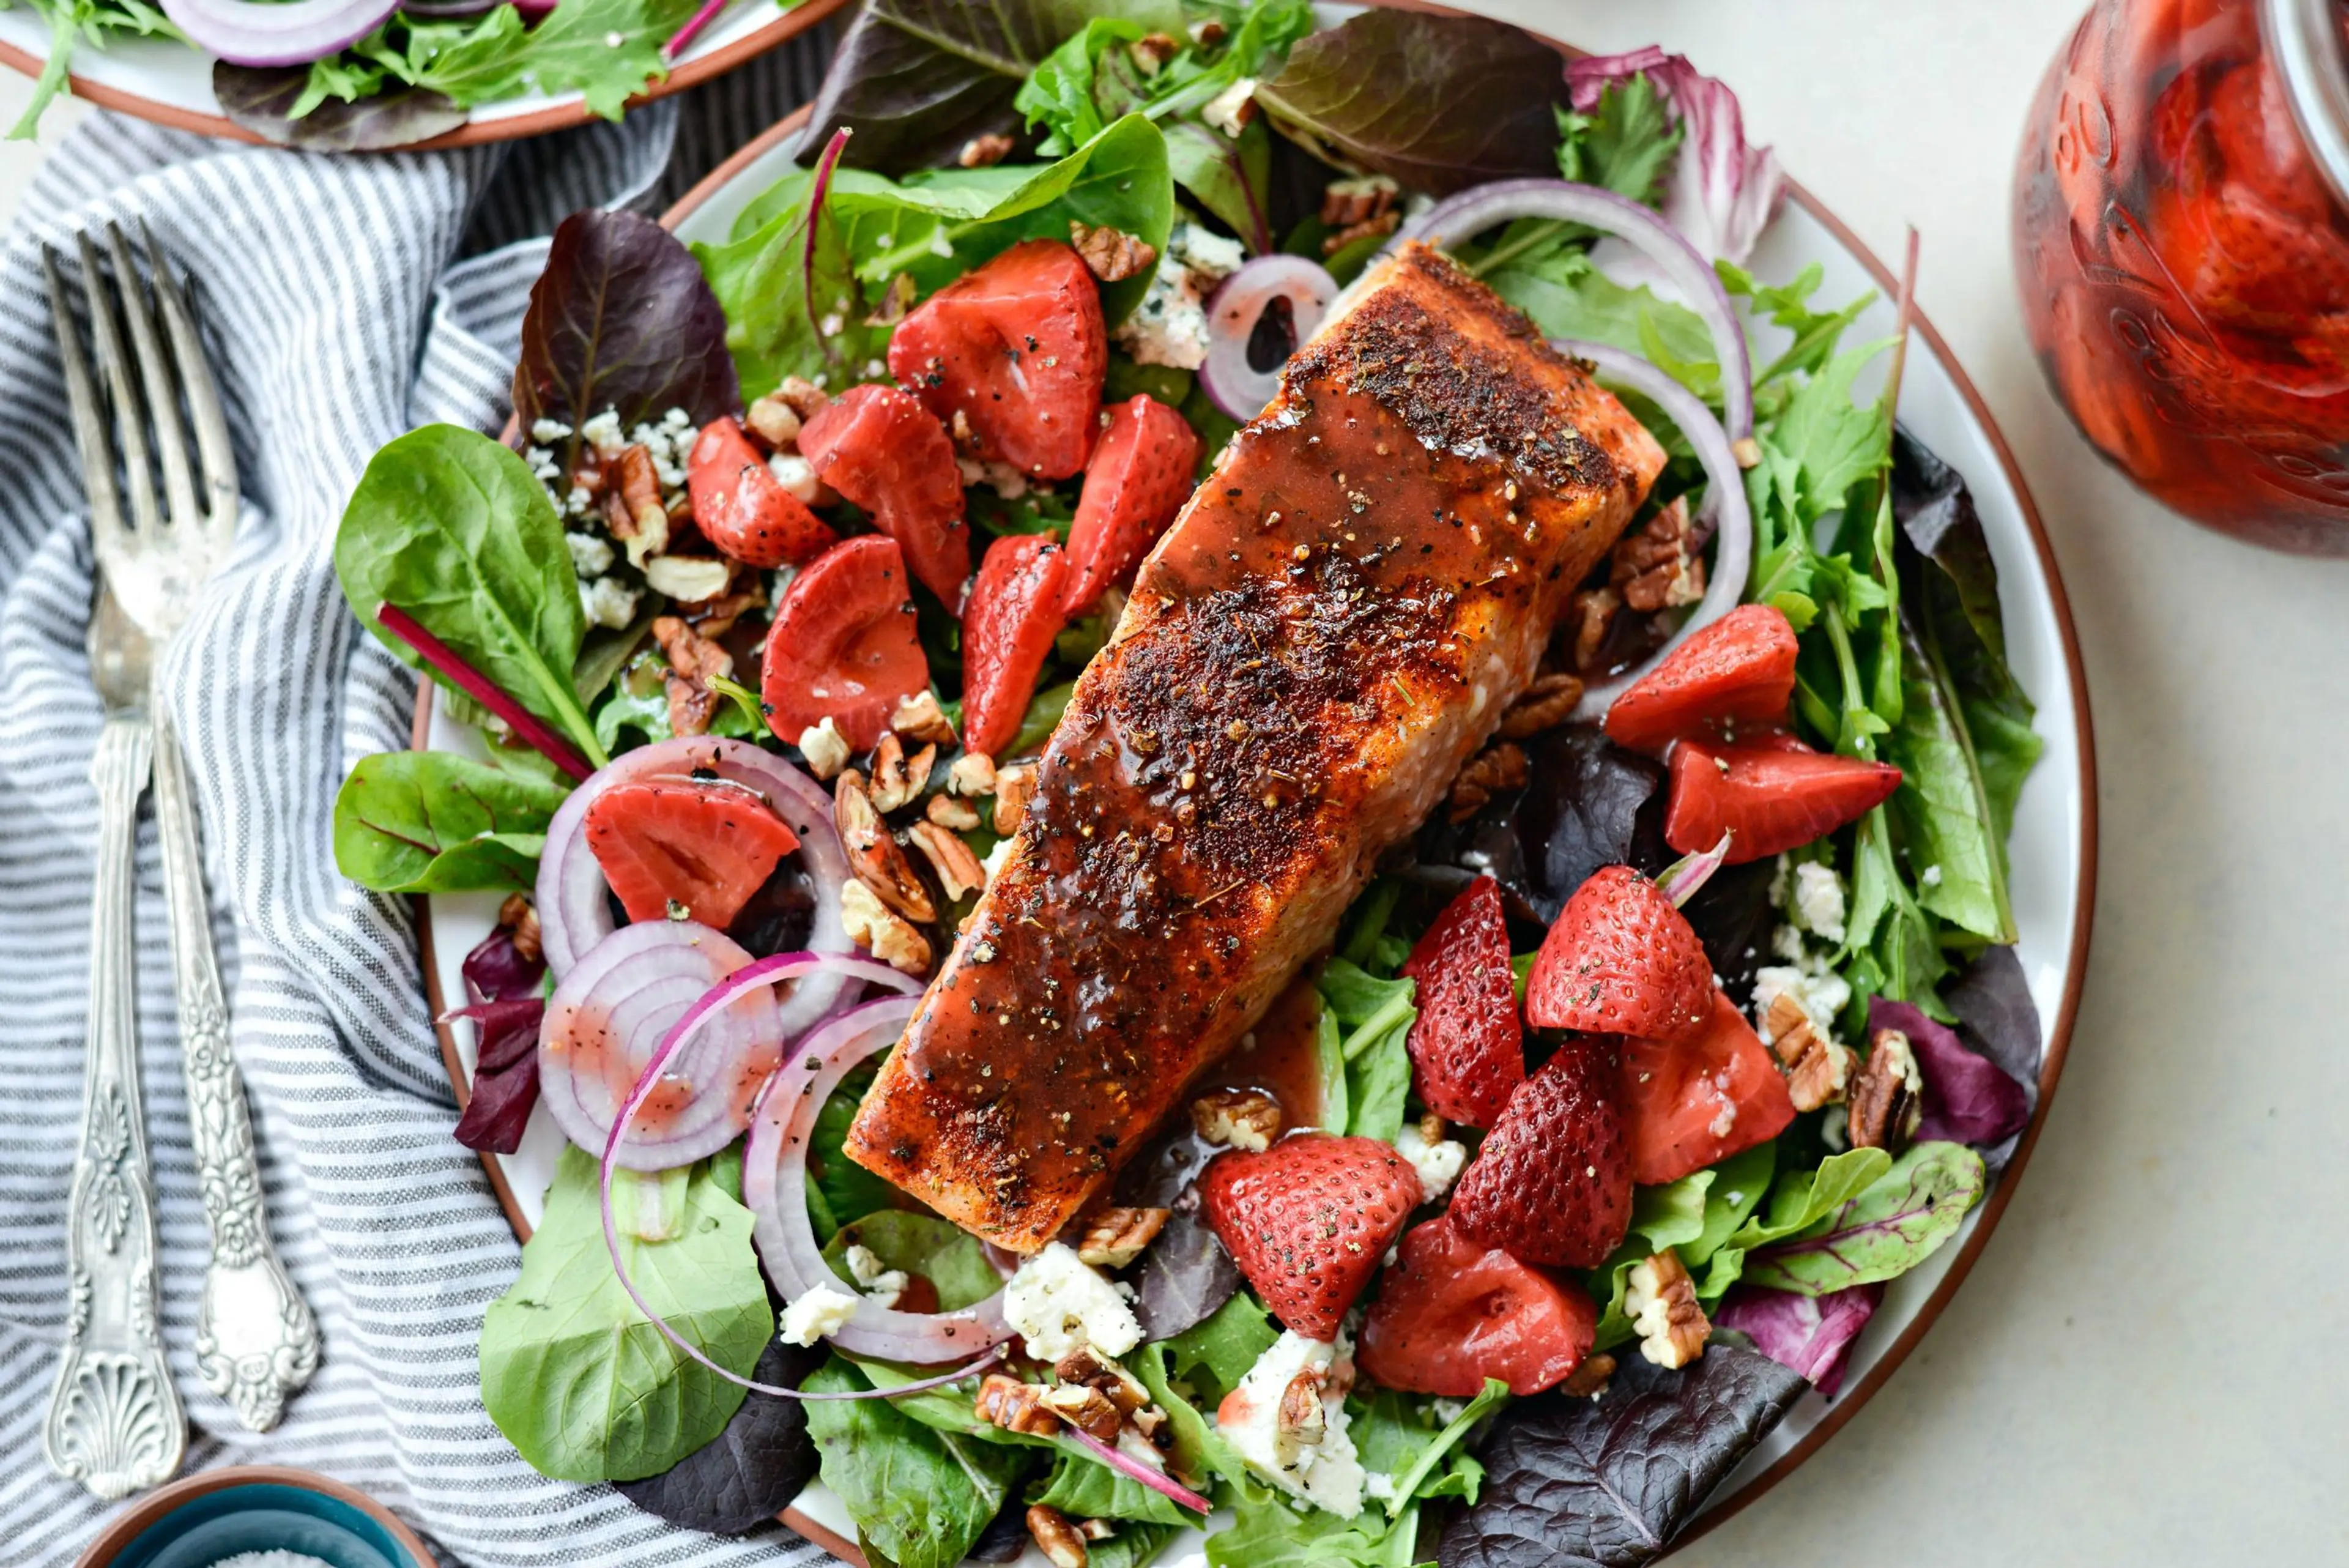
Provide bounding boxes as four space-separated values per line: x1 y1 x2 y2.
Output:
3 2 2343 1561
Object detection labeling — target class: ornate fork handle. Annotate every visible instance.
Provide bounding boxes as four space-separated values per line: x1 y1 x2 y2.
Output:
44 717 185 1500
152 702 318 1431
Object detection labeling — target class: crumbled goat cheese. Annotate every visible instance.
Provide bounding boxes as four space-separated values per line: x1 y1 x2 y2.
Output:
529 418 573 444
956 456 1030 499
1113 223 1243 370
798 718 851 780
1201 76 1258 139
1217 1331 1363 1518
1429 1396 1469 1425
779 1284 861 1345
1002 1242 1141 1361
1920 863 1944 888
579 575 640 630
1790 860 1847 944
844 1243 910 1310
566 530 615 579
768 452 823 505
1752 954 1851 1047
1393 1122 1466 1202
580 410 625 455
1362 1471 1399 1504
1820 1104 1850 1151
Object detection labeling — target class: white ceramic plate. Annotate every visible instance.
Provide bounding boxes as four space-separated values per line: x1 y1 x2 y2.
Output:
0 0 844 150
418 71 2098 1568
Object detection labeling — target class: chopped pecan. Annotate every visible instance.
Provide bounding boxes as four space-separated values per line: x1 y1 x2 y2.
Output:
1849 1028 1924 1153
1319 174 1400 229
1496 671 1586 740
892 689 960 747
614 444 667 535
1077 1518 1119 1542
1074 1206 1169 1269
604 483 670 568
993 762 1037 834
1055 1347 1152 1415
1609 496 1707 614
1192 1087 1281 1152
495 893 543 964
1128 30 1179 73
745 395 801 448
836 770 938 923
686 587 764 642
976 1374 1061 1437
926 793 981 830
642 554 732 604
1559 1352 1617 1399
957 132 1015 169
1447 741 1529 823
1069 221 1159 284
869 732 937 815
948 751 996 797
841 880 932 975
908 820 987 902
773 376 831 422
1765 992 1854 1113
1188 16 1226 45
1323 210 1401 256
1038 1383 1125 1442
1568 585 1622 673
1625 1248 1709 1369
1027 1504 1089 1568
652 614 735 737
1275 1366 1327 1445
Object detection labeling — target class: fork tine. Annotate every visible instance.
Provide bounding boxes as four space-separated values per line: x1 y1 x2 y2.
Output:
141 223 237 548
103 223 201 536
42 247 130 571
76 230 161 547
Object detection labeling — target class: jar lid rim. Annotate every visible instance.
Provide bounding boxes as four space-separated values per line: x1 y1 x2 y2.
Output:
2264 0 2349 207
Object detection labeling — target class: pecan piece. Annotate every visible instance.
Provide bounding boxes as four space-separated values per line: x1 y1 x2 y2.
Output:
840 880 932 975
1849 1028 1924 1154
836 770 937 923
773 376 830 422
908 820 987 902
1027 1504 1089 1568
957 132 1015 168
1568 585 1622 673
1275 1365 1327 1446
1055 1347 1152 1415
1128 30 1179 73
613 444 669 559
1038 1383 1126 1441
1447 741 1529 822
948 750 996 797
1625 1248 1709 1369
1559 1352 1617 1400
652 614 735 738
976 1373 1061 1437
1074 1206 1169 1269
1323 210 1400 255
1765 992 1855 1113
992 762 1037 835
1496 671 1586 740
1192 1087 1281 1152
926 792 981 831
797 717 850 781
745 394 801 448
892 689 960 747
1610 496 1708 614
1069 221 1158 283
868 732 937 814
1319 175 1399 229
495 893 543 964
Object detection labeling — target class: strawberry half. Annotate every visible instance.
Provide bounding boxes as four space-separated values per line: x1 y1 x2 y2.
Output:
1666 737 1902 863
584 780 801 927
797 384 972 607
1447 1044 1632 1269
1198 1133 1423 1342
1399 875 1526 1129
1603 602 1798 755
961 533 1071 759
1359 1215 1598 1397
687 417 837 568
1061 393 1200 615
1523 864 1715 1042
1619 988 1796 1186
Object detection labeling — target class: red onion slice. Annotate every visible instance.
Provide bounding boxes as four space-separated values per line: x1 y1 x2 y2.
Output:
1198 255 1338 420
744 996 1016 1362
1548 338 1753 724
1656 830 1733 907
161 0 401 65
1066 1427 1213 1515
1397 179 1755 441
536 736 852 1039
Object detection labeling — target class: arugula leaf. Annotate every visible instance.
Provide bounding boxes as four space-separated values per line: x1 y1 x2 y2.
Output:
1317 959 1416 1142
1743 1141 1984 1295
10 0 171 140
334 424 604 764
803 1356 1034 1568
1554 73 1682 204
411 0 700 118
820 1209 1003 1311
332 750 564 894
1351 1378 1507 1514
1480 241 1715 399
1032 1448 1189 1526
1720 259 1874 387
479 1146 769 1482
1160 1289 1277 1404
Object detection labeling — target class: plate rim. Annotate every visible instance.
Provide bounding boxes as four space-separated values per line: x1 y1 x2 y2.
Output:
0 0 847 152
416 64 2101 1568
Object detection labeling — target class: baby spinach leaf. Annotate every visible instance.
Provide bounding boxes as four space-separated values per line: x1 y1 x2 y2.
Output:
1033 1448 1188 1526
821 1209 1003 1310
1208 1482 1423 1567
1160 1289 1277 1404
1133 1207 1241 1340
804 1354 1034 1568
1438 1345 1806 1567
513 209 740 477
479 1146 770 1482
1742 1141 1986 1295
1084 1523 1179 1568
1318 959 1416 1142
1258 9 1569 196
1680 1140 1775 1300
335 425 603 763
614 1340 824 1534
1727 1146 1891 1252
1352 1379 1508 1515
332 749 565 893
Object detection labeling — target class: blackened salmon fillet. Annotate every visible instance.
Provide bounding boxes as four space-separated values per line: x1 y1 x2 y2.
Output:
845 241 1668 1252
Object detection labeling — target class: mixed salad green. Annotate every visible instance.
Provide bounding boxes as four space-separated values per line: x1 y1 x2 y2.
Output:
327 4 2052 1564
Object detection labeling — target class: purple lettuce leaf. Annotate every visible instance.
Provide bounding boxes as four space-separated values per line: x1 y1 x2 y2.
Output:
1564 45 1784 266
462 922 546 1003
1712 1282 1882 1398
453 925 547 1154
615 1339 823 1533
1871 994 2031 1151
213 63 469 152
1132 1208 1241 1341
454 1048 540 1156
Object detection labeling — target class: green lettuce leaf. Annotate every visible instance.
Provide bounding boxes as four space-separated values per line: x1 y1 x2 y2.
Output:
1033 1448 1189 1526
1350 1378 1507 1515
803 1356 1034 1568
1554 73 1682 204
332 749 565 893
820 1209 1003 1311
1160 1290 1278 1405
1742 1141 1986 1295
1316 958 1416 1143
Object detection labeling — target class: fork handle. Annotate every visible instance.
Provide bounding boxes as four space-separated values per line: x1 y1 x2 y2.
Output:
44 716 186 1500
152 702 318 1431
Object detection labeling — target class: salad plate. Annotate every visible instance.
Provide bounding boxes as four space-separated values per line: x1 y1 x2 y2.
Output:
374 5 2097 1563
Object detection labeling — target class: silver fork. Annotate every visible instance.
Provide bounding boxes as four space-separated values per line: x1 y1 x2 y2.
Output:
41 227 318 1493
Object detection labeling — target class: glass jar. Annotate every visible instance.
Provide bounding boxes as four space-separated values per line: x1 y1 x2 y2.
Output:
2013 0 2349 551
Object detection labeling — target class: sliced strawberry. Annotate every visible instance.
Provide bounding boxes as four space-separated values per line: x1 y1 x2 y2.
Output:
888 239 1107 482
1619 988 1797 1186
1448 1044 1632 1269
1061 395 1200 615
1523 864 1715 1042
584 780 801 928
687 417 837 568
1198 1133 1423 1341
796 385 972 606
1358 1215 1597 1397
1603 603 1800 755
761 535 927 752
1667 738 1902 864
1399 875 1525 1130
961 534 1071 760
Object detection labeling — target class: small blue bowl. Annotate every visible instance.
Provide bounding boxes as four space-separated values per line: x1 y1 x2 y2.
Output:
75 1467 432 1568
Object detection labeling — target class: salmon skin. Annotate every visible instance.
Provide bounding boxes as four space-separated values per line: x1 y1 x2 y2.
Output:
846 242 1668 1252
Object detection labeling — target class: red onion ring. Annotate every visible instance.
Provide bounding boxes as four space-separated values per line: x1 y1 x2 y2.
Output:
1397 179 1755 441
1198 255 1338 420
160 0 401 65
1656 830 1733 907
535 737 852 1039
744 997 1016 1362
1067 1427 1214 1515
1548 338 1753 724
595 973 1003 1402
540 922 782 1169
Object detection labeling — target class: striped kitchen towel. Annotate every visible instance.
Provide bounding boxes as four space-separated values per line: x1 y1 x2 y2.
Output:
0 32 847 1568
